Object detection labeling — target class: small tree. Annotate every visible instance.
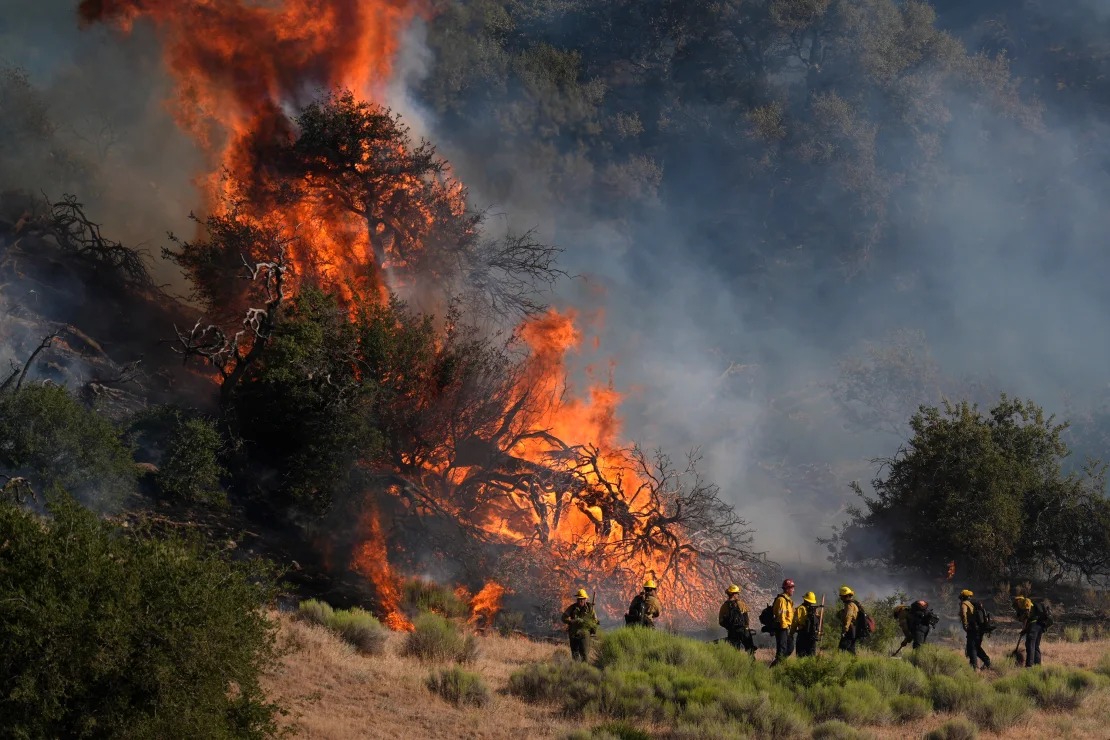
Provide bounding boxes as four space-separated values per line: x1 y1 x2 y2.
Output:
825 395 1110 583
157 416 228 507
0 493 280 737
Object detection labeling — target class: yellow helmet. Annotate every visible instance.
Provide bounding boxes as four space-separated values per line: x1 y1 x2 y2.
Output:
726 584 741 594
575 589 589 599
644 579 657 590
839 585 854 597
960 589 974 598
803 591 817 605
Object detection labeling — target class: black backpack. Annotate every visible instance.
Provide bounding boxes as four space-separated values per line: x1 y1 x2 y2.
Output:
758 604 776 633
972 601 996 633
625 595 647 625
725 602 749 632
803 605 822 639
1034 601 1054 629
853 600 875 639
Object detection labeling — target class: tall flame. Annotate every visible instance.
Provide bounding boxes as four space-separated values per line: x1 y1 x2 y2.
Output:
467 581 507 628
350 503 413 631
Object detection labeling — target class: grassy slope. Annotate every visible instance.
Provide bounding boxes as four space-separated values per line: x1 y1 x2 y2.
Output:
262 613 1110 739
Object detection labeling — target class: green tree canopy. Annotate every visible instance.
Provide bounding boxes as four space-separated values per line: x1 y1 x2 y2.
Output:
0 493 280 738
825 395 1110 583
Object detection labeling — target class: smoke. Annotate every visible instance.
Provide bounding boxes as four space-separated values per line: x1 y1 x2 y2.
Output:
391 2 1110 569
6 1 1110 577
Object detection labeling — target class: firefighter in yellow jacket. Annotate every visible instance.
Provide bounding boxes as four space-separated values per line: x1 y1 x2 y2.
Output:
838 586 860 653
959 589 991 670
792 591 822 657
769 578 795 666
625 580 662 628
718 585 755 654
561 589 599 662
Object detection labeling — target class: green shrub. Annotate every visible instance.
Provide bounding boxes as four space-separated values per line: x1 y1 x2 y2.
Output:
908 646 975 679
298 599 389 655
849 656 929 697
890 695 931 723
929 675 988 713
402 612 478 663
992 665 1099 710
923 716 979 740
511 630 804 736
156 416 227 507
803 681 889 724
426 666 491 707
812 719 874 739
0 384 137 504
329 607 388 655
582 721 652 740
1096 652 1110 679
298 597 335 626
777 655 853 690
404 578 469 618
966 691 1030 732
1062 625 1082 643
0 493 279 737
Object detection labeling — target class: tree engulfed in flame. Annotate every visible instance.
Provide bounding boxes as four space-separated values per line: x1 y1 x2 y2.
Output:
82 0 768 627
467 582 507 628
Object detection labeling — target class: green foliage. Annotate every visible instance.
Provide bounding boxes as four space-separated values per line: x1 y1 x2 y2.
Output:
965 691 1030 732
564 722 649 740
404 578 469 618
156 416 227 507
803 681 889 724
0 494 280 737
992 665 1100 710
929 675 988 713
0 384 137 505
847 655 929 697
426 666 491 707
889 695 930 723
923 717 979 740
830 395 1110 581
495 610 525 636
811 719 875 739
297 599 388 655
1097 652 1110 679
402 612 478 663
907 645 975 679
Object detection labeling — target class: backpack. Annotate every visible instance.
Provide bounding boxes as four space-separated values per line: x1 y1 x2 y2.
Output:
972 601 996 634
625 595 647 626
725 602 749 632
1034 601 1054 629
758 604 776 633
853 600 875 639
803 605 822 639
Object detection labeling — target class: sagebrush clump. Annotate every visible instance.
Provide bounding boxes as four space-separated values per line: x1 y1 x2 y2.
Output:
426 666 490 707
402 612 478 663
297 599 389 655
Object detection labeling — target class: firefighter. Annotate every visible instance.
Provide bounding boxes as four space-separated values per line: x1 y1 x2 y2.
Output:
1012 596 1051 667
625 580 662 628
893 604 913 651
837 585 860 654
792 591 822 657
718 584 755 654
769 578 796 666
561 588 598 662
909 599 937 649
959 589 991 670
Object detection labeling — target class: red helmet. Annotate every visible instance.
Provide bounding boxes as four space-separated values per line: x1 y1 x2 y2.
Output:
782 579 795 590
915 600 928 609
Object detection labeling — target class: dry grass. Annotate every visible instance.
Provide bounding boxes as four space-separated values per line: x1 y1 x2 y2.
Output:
262 613 1110 739
262 611 574 739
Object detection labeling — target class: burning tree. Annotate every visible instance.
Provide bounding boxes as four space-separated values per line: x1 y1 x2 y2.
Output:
83 0 771 626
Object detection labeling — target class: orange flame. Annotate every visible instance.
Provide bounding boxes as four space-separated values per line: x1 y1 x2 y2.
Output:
350 504 413 631
946 561 956 581
468 581 507 627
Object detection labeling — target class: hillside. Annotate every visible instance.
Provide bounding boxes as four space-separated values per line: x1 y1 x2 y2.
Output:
263 612 1110 739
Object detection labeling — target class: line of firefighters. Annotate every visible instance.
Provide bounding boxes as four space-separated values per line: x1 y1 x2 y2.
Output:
561 580 1055 670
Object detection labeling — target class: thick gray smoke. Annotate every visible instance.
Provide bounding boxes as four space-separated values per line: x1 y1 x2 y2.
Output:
390 6 1110 573
5 2 1110 583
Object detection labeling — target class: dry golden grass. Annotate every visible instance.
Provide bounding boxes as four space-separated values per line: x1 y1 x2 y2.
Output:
262 612 574 739
262 613 1110 740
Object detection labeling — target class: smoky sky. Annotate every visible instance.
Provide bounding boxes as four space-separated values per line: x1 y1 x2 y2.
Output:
5 1 1110 569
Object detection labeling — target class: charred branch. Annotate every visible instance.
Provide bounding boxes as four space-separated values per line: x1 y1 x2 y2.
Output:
39 195 156 289
0 332 60 395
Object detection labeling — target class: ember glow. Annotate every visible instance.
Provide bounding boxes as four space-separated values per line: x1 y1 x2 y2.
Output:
82 0 759 628
946 560 956 581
